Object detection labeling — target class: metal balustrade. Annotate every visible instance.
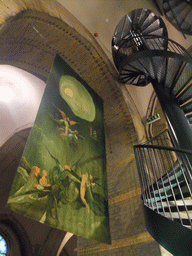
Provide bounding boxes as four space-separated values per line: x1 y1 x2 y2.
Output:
112 8 192 254
113 34 192 86
134 132 192 229
114 34 192 65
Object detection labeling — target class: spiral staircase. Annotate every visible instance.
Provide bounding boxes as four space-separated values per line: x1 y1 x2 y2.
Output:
112 8 192 255
163 0 192 36
153 0 192 36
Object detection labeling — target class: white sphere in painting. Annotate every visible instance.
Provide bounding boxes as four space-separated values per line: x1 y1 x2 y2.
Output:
59 75 96 122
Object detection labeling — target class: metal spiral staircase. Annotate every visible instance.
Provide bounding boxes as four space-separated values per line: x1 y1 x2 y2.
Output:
112 9 192 255
153 0 192 36
163 0 192 35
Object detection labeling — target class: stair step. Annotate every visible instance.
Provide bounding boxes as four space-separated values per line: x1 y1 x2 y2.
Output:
163 0 182 13
184 109 192 117
140 12 157 33
156 199 192 207
175 76 192 101
151 168 185 190
176 5 191 25
186 113 192 122
131 8 144 26
169 62 187 93
161 204 192 212
154 200 192 212
174 217 192 226
151 56 167 83
152 179 186 196
145 183 191 204
142 19 161 34
165 2 187 22
148 28 164 37
163 211 192 219
119 60 150 86
160 167 184 183
136 58 155 78
181 98 192 112
113 16 131 44
137 9 152 29
160 182 190 196
183 225 192 229
183 10 192 26
172 62 192 99
121 63 143 73
143 37 165 51
165 58 183 88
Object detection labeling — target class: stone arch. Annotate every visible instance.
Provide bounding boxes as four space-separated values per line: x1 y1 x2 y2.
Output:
0 1 143 144
0 2 158 255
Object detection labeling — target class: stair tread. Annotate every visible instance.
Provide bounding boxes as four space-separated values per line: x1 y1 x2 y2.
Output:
165 2 187 20
140 12 157 32
142 19 161 35
163 211 192 219
154 199 192 208
163 0 183 12
176 6 191 24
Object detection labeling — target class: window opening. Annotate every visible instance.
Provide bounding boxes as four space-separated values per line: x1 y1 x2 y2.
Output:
0 235 7 255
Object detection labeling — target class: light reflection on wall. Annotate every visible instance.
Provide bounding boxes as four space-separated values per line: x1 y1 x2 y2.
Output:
0 65 46 146
0 85 14 103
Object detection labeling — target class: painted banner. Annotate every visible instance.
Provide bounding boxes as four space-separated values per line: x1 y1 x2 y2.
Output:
6 55 111 244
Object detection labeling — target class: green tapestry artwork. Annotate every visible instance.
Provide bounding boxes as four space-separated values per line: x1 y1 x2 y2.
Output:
6 55 111 244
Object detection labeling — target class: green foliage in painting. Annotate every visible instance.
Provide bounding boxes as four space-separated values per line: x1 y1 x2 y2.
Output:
6 55 111 244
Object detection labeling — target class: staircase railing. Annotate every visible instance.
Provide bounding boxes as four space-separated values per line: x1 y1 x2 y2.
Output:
134 133 192 229
115 34 192 65
112 9 192 254
163 0 192 36
142 129 174 147
114 34 192 87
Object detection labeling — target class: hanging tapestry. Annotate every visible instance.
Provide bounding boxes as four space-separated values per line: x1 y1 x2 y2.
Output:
6 54 111 244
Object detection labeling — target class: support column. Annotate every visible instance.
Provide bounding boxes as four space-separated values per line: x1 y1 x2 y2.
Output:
152 81 192 152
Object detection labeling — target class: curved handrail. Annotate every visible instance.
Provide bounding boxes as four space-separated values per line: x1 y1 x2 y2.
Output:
144 205 192 255
116 34 192 58
134 143 192 156
140 129 171 146
113 35 192 70
113 35 192 82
